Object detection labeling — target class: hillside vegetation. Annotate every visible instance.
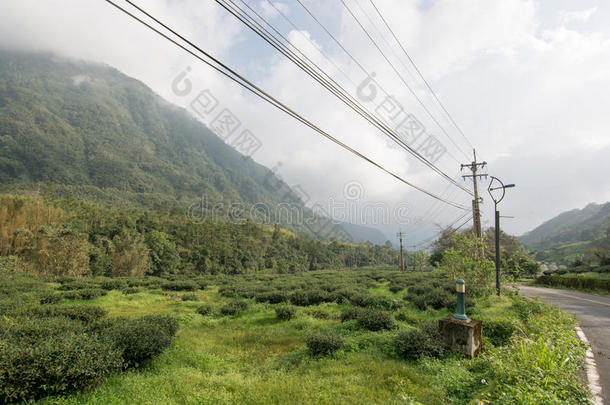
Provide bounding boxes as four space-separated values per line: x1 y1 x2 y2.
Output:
519 202 610 264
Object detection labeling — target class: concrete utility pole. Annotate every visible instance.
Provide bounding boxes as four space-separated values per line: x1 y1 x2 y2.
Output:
396 231 405 272
461 149 487 238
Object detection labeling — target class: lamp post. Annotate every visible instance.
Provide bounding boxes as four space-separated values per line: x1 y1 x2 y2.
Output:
454 279 468 320
487 177 515 296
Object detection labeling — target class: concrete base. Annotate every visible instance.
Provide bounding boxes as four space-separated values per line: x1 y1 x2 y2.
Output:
438 315 482 358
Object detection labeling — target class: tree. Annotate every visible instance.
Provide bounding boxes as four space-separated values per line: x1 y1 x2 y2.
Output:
410 250 430 271
439 233 494 295
20 225 90 277
111 229 150 277
145 230 180 277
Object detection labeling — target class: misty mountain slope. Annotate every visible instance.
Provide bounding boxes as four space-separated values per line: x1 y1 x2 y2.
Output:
519 202 610 262
0 50 389 243
0 51 265 202
520 202 610 248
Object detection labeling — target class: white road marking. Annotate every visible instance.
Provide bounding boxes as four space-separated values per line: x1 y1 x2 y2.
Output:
575 326 604 405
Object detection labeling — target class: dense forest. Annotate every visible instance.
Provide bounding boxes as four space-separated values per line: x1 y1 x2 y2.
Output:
0 194 399 277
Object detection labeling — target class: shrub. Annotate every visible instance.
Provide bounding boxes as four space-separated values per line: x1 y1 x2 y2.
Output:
139 314 180 337
91 315 178 368
0 332 123 402
57 280 95 291
356 308 394 331
255 291 287 304
161 280 198 291
411 288 453 310
483 320 516 347
123 287 139 294
193 278 208 289
389 283 407 293
394 322 444 360
395 311 418 325
61 290 82 300
220 300 249 316
181 294 199 301
340 307 361 322
196 304 213 316
0 316 83 344
78 288 107 300
59 289 108 301
305 309 330 319
32 305 107 324
39 292 62 304
535 275 610 293
306 332 344 356
306 289 329 305
288 290 310 306
100 279 128 290
275 305 297 320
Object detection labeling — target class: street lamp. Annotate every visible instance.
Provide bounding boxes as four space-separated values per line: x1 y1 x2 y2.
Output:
487 177 515 296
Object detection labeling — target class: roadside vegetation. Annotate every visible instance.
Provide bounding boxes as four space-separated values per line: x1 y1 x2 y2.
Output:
536 251 610 293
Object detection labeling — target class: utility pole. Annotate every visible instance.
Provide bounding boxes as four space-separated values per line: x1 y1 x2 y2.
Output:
461 149 487 238
396 231 405 272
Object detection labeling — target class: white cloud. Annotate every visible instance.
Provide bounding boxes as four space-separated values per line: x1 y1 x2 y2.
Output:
560 7 598 24
259 1 290 19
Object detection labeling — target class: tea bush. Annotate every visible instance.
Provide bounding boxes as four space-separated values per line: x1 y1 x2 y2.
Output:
394 322 444 360
32 305 107 324
78 288 108 300
340 307 362 322
161 280 198 291
306 332 344 356
0 331 123 402
220 300 249 316
275 305 297 320
100 279 128 290
356 308 395 331
39 291 62 304
90 315 178 368
351 294 402 310
196 304 213 316
411 288 454 310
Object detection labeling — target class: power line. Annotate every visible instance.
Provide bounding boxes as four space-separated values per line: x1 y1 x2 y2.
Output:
340 0 470 160
215 0 472 195
410 211 471 249
368 0 475 149
294 0 464 168
104 0 470 211
328 0 464 165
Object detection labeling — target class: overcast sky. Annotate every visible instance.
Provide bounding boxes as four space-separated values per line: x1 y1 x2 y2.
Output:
1 0 609 244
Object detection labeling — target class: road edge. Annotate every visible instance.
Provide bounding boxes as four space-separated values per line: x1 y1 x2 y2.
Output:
575 326 604 405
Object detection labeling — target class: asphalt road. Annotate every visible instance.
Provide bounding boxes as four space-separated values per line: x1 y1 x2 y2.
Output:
518 285 609 404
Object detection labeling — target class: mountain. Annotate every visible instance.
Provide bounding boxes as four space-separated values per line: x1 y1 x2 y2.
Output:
0 50 388 243
339 222 391 246
519 202 610 263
